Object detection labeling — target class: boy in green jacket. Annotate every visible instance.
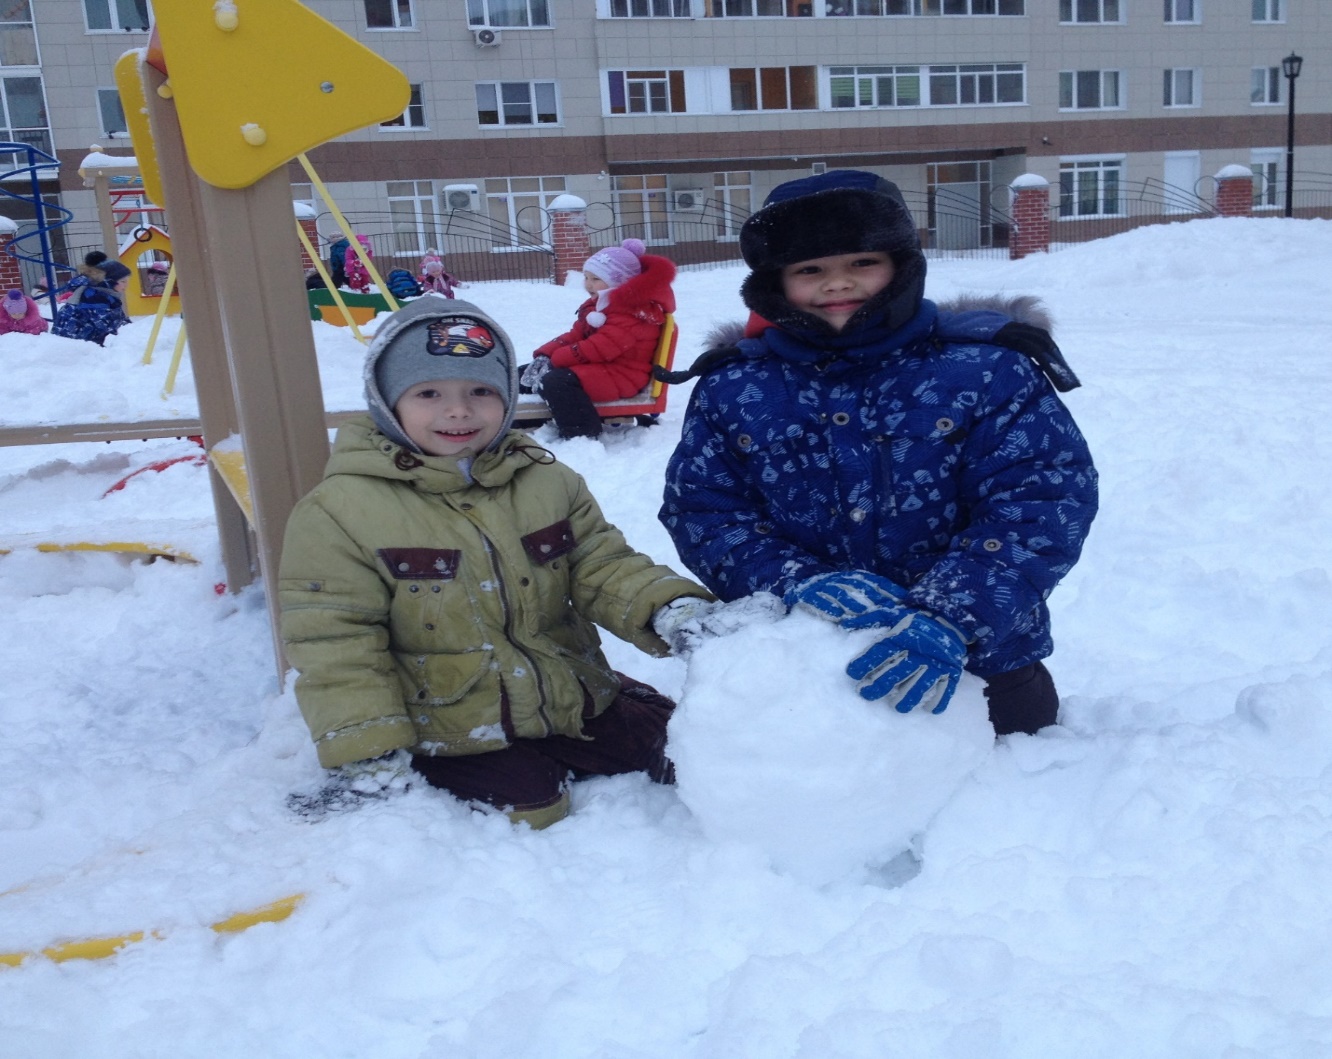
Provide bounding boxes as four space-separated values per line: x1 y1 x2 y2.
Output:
279 298 714 829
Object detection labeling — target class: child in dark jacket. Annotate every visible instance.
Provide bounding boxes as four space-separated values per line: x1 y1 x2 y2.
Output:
521 238 675 440
659 170 1098 736
51 259 132 345
280 298 718 829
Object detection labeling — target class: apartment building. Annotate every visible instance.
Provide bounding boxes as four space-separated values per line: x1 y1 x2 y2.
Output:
8 0 1331 264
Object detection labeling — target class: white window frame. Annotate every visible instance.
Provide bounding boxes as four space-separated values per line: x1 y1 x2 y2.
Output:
82 0 152 33
1251 0 1282 23
712 171 751 241
829 66 923 108
1250 148 1282 210
1059 156 1125 218
606 0 691 14
611 174 672 244
1164 0 1198 22
380 84 426 130
1163 68 1199 108
927 63 1025 106
364 0 414 30
483 176 567 250
0 3 39 67
0 74 49 154
827 0 1025 13
386 180 442 258
1059 0 1120 24
1060 69 1123 110
96 87 128 138
468 0 552 27
1250 66 1280 105
475 81 560 127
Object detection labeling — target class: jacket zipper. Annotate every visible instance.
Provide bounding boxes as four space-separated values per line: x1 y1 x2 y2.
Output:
479 533 554 737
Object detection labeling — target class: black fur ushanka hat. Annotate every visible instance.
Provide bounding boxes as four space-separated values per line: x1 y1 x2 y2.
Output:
738 169 928 338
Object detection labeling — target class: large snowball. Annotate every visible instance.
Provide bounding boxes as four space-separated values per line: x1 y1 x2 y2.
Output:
668 609 994 887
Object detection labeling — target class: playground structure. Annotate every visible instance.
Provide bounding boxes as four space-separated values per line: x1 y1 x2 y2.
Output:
0 0 411 969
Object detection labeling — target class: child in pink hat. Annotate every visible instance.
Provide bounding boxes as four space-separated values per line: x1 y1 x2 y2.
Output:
521 238 676 439
0 288 48 335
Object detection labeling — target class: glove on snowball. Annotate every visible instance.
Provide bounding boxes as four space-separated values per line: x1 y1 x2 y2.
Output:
652 592 785 657
846 611 970 715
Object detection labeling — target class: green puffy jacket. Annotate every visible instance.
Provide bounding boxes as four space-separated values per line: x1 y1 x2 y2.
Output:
279 416 708 768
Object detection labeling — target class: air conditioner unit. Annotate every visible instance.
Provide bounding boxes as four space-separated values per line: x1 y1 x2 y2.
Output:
672 188 707 213
442 184 481 212
472 27 500 47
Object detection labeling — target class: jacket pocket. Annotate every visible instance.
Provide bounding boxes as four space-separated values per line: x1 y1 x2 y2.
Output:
875 408 967 539
405 648 494 708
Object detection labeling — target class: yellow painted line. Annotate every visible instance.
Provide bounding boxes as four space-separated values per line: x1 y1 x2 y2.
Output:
0 541 198 562
0 893 305 968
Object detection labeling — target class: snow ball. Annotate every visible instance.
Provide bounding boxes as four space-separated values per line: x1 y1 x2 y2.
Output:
668 609 994 887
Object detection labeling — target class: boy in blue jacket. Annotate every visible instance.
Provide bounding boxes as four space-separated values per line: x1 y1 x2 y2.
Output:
659 170 1097 735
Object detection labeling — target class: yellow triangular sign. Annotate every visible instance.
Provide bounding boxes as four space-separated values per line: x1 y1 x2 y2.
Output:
151 0 410 189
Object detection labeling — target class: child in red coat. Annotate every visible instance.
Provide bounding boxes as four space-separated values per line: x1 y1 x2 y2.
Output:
522 239 675 439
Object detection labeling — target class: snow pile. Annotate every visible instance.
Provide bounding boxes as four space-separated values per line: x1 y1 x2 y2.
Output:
670 610 993 885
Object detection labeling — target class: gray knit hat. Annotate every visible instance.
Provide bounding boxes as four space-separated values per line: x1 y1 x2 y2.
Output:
363 297 519 453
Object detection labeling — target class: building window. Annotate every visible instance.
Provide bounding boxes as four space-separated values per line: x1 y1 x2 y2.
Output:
0 75 49 154
387 180 442 257
729 67 817 110
607 70 687 114
713 171 752 240
468 0 551 27
1250 149 1281 209
1059 158 1123 217
484 176 566 249
1251 0 1281 22
1163 68 1198 107
365 0 413 29
929 64 1025 106
97 88 127 138
476 81 559 126
612 174 671 243
829 66 922 107
1059 0 1119 23
1060 70 1122 110
0 3 38 66
1250 66 1280 104
1164 0 1197 22
83 0 151 32
609 0 690 14
828 0 1024 12
706 0 788 14
381 84 425 129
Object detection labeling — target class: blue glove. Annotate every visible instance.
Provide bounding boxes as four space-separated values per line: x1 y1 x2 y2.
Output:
846 611 969 714
785 570 911 629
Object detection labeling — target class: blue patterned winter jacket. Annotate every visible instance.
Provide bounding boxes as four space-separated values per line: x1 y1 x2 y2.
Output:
660 299 1098 676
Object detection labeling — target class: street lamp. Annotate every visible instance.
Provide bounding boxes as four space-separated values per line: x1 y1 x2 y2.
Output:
1282 51 1303 218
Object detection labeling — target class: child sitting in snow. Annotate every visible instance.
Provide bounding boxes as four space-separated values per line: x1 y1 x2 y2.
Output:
520 238 675 440
279 297 718 829
50 259 132 345
418 248 460 298
0 288 48 335
660 170 1098 737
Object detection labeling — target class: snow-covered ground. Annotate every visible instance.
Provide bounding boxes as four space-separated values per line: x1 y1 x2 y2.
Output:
3 217 1332 1058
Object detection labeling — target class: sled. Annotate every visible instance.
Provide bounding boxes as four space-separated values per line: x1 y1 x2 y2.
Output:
0 893 304 967
512 313 678 427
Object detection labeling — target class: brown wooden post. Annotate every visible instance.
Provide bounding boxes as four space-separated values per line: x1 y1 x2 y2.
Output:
296 204 318 271
549 194 591 285
1214 165 1255 217
140 63 257 594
